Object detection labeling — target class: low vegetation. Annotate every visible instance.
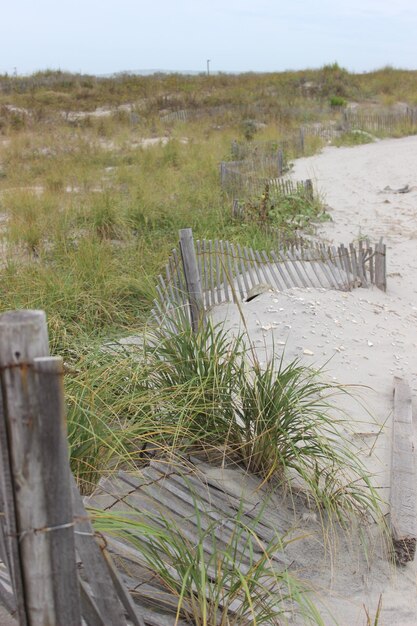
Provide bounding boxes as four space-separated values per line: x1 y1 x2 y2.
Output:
0 63 409 622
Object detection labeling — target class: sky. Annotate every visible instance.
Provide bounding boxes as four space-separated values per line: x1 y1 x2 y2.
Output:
2 0 417 76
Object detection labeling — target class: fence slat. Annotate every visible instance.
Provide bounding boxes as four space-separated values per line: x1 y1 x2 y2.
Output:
208 240 215 306
0 394 25 625
237 243 251 294
261 251 284 291
214 240 222 304
243 247 257 289
71 479 127 625
202 240 210 309
224 241 237 302
219 240 230 302
229 243 245 299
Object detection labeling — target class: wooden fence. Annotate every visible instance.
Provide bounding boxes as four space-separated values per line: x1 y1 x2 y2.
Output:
160 109 189 123
0 311 147 626
151 229 387 332
300 121 345 141
343 108 417 134
219 160 311 200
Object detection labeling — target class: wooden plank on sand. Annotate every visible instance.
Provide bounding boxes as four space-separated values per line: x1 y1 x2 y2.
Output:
390 377 417 565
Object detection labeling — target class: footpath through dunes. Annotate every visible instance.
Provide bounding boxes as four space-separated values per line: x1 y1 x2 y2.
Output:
209 135 417 625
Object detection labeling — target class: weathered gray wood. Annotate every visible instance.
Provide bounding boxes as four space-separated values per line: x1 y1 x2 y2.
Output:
171 248 187 301
236 243 250 294
32 356 81 624
0 563 16 616
261 251 283 291
243 247 257 289
155 283 177 333
293 249 315 287
100 548 145 626
368 246 375 284
304 178 313 200
339 245 353 286
208 240 215 306
79 579 107 626
273 250 299 288
253 250 270 286
330 245 348 289
97 475 234 559
375 240 387 291
349 243 359 281
299 127 305 153
390 377 416 565
229 243 245 299
179 228 204 332
202 240 210 308
313 258 333 289
286 250 309 288
219 240 230 302
147 461 290 548
0 392 25 625
357 240 368 287
138 467 277 550
308 257 327 289
249 247 263 284
214 240 222 303
224 241 238 302
0 311 82 626
277 149 284 176
71 478 127 625
118 469 261 562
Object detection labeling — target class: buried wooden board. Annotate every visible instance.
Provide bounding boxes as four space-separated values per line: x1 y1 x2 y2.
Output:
83 457 297 621
390 377 417 564
88 464 289 572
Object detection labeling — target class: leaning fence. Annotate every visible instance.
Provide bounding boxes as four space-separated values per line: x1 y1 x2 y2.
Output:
151 228 387 333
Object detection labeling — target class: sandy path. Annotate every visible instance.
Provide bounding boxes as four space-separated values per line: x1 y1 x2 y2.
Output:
211 136 417 625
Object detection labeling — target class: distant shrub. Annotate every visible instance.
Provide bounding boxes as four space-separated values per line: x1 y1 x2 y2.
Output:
329 95 347 107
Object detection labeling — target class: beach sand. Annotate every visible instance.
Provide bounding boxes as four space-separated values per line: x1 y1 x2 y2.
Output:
210 136 417 625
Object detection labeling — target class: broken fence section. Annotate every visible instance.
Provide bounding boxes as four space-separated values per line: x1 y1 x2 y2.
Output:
151 229 387 332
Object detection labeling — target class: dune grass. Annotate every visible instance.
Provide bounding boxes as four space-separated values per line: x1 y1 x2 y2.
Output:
92 495 325 625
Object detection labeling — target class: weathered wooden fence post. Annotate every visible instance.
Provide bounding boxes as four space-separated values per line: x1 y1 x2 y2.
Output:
220 162 226 188
375 239 387 291
179 229 205 332
390 377 417 564
304 179 313 201
0 310 81 626
277 149 284 176
299 127 305 155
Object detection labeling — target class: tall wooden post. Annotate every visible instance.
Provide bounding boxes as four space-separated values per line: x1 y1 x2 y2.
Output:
277 149 284 176
220 162 226 187
179 229 204 332
304 179 313 201
0 310 81 626
375 240 387 292
299 127 305 154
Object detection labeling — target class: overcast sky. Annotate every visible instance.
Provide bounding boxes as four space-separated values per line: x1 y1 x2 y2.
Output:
2 0 417 76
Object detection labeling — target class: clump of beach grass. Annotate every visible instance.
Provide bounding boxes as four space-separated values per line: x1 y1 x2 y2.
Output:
141 320 381 524
91 489 326 625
